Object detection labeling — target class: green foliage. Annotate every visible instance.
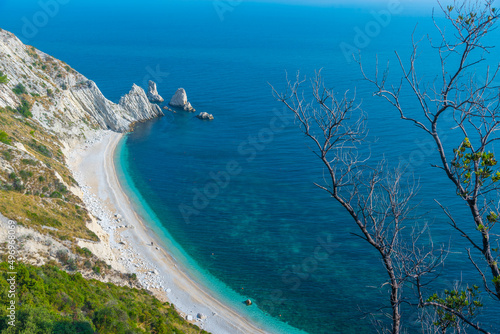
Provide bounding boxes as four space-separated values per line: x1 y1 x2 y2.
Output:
2 150 12 161
25 210 62 228
56 250 69 264
7 173 24 192
12 83 27 95
0 262 210 333
19 170 33 180
0 131 11 145
451 138 500 233
55 181 68 194
75 247 93 258
0 71 8 84
21 158 37 166
427 285 483 332
67 258 78 271
28 140 52 157
16 99 32 118
452 138 499 191
92 265 101 275
50 191 62 199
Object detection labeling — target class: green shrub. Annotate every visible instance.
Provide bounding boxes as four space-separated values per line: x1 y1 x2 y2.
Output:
25 210 62 228
0 262 210 334
92 265 101 275
16 99 32 117
19 170 33 180
50 191 62 199
56 182 68 194
0 131 11 145
2 150 12 161
29 140 52 157
76 246 93 257
12 178 24 191
56 250 69 264
67 258 78 271
0 71 8 84
12 83 27 95
21 158 37 166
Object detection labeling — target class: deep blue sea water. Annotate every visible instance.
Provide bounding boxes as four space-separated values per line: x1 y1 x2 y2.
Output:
2 1 500 333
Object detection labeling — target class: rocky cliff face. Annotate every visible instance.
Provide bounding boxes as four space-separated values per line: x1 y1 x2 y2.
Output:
0 28 162 147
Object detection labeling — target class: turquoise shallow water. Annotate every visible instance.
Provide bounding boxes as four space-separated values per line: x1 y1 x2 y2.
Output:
1 0 500 333
115 134 310 334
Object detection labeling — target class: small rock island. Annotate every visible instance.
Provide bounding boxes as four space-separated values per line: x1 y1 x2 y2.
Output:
169 88 195 111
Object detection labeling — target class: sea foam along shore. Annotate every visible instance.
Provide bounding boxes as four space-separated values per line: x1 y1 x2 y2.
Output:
66 129 270 334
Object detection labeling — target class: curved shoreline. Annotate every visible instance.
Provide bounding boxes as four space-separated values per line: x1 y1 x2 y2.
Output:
69 130 274 334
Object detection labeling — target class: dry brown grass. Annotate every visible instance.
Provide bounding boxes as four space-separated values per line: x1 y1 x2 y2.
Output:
0 104 97 242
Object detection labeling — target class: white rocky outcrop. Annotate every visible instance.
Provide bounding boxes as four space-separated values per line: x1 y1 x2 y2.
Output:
146 80 164 103
119 84 162 123
196 112 214 120
0 28 163 146
169 88 195 111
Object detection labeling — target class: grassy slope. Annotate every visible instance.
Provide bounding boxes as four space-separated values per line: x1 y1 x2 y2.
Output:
0 91 97 242
0 262 209 334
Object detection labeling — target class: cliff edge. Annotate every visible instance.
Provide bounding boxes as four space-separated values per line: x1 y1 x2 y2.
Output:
0 28 162 148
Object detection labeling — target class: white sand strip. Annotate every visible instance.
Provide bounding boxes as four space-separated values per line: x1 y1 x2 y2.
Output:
67 130 270 334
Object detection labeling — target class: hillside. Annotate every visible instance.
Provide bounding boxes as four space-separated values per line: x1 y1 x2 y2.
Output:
0 27 210 333
0 262 209 334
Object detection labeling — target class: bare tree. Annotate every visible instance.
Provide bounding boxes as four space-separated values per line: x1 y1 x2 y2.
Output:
359 0 500 301
271 72 445 334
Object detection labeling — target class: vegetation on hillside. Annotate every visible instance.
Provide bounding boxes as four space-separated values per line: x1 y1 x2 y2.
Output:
0 102 97 242
0 262 209 334
0 71 8 84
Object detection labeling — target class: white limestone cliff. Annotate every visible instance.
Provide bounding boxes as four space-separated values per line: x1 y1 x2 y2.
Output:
0 28 163 147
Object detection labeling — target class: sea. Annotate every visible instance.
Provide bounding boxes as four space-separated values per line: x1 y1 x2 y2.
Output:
1 0 500 333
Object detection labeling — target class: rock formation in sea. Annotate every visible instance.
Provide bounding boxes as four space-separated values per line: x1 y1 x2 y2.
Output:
146 80 164 103
119 84 163 122
196 112 214 120
0 29 163 145
169 88 195 111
